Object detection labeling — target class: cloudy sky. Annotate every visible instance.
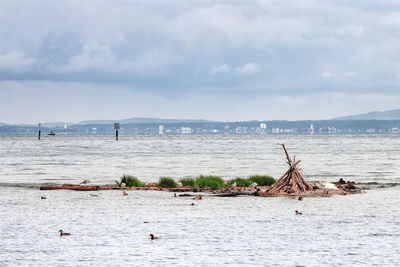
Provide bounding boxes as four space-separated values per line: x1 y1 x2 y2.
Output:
1 0 400 123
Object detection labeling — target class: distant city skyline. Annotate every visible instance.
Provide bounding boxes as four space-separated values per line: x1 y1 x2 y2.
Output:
1 1 400 123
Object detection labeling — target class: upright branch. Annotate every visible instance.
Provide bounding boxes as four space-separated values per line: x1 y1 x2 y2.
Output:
282 144 292 165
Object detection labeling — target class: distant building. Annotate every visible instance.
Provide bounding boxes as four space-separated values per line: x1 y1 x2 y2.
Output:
181 127 192 134
159 125 164 135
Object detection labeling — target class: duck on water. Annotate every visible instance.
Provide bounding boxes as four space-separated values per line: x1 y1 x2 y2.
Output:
59 230 71 236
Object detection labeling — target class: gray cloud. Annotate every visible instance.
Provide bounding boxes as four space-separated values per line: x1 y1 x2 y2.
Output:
0 51 37 73
0 0 399 122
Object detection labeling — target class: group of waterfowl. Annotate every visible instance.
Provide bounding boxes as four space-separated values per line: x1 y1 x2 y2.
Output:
59 229 159 240
54 179 303 240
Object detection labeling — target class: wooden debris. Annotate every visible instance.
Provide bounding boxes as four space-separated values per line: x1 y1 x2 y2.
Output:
266 144 313 195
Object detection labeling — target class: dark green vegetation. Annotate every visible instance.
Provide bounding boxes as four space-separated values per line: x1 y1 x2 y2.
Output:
227 176 276 187
115 174 275 189
179 178 195 187
116 175 143 187
248 175 275 186
157 177 177 188
193 175 225 190
227 178 253 187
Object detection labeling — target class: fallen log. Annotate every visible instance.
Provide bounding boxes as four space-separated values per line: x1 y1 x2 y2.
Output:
40 185 100 191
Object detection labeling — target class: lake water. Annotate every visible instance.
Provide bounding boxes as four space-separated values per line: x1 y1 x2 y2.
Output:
0 134 399 266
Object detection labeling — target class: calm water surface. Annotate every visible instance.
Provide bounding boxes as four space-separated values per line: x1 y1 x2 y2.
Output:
1 134 399 185
0 135 399 266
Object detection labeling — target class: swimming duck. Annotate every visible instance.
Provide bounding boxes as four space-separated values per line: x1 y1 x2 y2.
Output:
123 191 128 196
149 234 158 240
59 230 71 236
193 195 203 200
41 196 46 199
295 210 302 215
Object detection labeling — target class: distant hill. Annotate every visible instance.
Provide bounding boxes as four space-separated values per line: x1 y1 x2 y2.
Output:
334 109 400 120
78 117 215 125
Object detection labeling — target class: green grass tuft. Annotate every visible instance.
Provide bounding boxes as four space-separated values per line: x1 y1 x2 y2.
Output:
194 175 225 190
227 178 253 187
248 175 275 186
157 177 177 188
179 178 195 187
118 175 143 187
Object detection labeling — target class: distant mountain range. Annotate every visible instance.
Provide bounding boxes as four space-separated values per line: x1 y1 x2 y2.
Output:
78 117 214 125
334 109 400 120
2 110 400 127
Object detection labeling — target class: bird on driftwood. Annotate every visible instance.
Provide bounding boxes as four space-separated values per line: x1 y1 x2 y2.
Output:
193 195 203 200
59 230 71 236
149 234 159 240
80 180 90 185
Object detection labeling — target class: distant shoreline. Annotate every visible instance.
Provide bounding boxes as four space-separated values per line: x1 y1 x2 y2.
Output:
2 119 400 135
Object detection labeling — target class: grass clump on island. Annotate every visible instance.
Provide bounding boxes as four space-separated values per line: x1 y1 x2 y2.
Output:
179 178 195 187
228 176 276 187
116 175 144 187
194 175 225 190
157 177 177 188
248 175 275 186
227 178 253 187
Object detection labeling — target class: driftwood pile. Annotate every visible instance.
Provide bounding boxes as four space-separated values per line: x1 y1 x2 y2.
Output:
266 144 313 195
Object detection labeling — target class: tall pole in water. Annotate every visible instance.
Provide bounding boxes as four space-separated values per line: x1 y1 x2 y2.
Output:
38 123 41 140
114 122 120 141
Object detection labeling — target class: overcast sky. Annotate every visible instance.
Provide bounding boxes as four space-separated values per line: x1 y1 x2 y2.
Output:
1 0 400 123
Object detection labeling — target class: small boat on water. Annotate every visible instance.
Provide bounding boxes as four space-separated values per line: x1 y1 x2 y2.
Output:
48 131 55 136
